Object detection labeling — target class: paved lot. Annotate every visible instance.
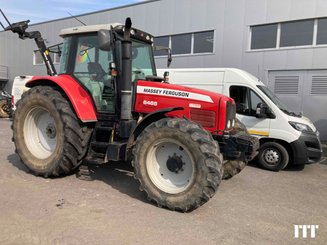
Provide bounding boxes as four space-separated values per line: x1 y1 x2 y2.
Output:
0 118 326 244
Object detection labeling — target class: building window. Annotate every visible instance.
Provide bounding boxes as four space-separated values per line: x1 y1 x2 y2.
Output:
171 33 192 55
249 18 327 50
194 31 214 53
33 51 44 65
280 20 314 47
153 36 169 56
317 18 327 45
54 53 61 64
33 50 57 65
154 30 214 56
251 24 277 49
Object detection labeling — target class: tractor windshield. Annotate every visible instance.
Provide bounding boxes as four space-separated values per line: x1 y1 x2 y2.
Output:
131 40 156 80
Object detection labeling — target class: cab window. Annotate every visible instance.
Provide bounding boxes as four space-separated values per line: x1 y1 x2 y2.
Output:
230 86 264 116
73 35 115 113
131 40 156 81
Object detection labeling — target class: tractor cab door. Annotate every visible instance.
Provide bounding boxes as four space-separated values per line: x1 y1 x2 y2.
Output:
60 33 157 115
65 35 116 114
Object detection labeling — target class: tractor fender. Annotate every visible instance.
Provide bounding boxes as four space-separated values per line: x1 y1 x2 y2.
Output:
26 75 97 122
126 107 183 159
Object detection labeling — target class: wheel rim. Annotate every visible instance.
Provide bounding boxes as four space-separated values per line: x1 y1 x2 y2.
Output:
3 104 10 113
23 106 57 159
146 138 195 194
263 148 280 166
0 103 8 114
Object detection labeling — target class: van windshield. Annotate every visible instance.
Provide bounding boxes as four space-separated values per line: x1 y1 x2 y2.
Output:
257 85 301 117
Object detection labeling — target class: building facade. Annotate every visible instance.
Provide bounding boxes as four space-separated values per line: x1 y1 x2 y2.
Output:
1 0 327 139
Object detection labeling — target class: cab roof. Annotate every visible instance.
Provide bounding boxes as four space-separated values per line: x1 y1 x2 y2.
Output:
59 23 121 37
59 23 154 44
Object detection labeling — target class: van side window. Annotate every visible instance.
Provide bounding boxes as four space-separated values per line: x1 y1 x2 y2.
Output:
230 86 264 117
230 86 249 115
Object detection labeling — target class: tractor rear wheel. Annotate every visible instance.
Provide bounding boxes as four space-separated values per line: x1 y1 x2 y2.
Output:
0 100 10 118
12 86 92 177
132 118 223 212
223 119 248 180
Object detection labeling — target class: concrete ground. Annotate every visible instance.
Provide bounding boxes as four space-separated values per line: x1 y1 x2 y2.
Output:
0 118 326 245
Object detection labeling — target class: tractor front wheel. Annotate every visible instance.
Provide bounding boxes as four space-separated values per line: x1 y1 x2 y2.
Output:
132 118 223 212
223 118 248 180
12 86 92 177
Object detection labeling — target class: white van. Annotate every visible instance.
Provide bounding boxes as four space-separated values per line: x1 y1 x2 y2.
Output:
11 76 33 110
157 68 323 171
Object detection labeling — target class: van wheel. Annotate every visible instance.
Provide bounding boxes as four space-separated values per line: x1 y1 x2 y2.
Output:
257 142 289 171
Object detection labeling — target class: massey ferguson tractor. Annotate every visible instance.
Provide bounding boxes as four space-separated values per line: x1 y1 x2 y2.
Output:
1 12 258 211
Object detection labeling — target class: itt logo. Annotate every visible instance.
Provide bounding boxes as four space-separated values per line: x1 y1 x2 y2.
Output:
294 225 319 238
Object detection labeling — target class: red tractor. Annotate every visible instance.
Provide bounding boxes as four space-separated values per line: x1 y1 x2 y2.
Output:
2 13 258 211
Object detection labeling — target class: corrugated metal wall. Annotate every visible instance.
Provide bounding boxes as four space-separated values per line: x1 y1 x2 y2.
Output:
1 0 327 138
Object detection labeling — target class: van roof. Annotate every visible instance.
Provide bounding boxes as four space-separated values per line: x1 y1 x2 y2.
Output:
158 68 265 86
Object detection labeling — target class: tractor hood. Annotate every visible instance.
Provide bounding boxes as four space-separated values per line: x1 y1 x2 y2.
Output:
135 80 235 133
136 80 232 105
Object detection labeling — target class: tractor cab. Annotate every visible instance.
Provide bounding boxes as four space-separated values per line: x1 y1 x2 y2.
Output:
59 24 157 115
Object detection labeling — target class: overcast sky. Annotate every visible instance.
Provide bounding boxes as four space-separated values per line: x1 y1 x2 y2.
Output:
0 0 145 25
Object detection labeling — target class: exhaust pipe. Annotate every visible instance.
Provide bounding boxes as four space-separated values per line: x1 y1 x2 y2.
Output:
119 17 136 138
120 17 132 121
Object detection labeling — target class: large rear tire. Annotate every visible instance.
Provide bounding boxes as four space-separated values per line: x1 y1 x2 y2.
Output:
132 118 223 212
12 86 92 177
223 118 248 180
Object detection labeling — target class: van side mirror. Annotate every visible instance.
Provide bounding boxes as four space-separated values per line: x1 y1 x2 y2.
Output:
98 29 111 51
256 102 268 118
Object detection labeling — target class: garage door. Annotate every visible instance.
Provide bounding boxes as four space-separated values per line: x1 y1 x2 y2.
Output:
268 70 327 141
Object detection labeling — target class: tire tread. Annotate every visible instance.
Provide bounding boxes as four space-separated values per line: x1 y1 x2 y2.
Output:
132 118 223 212
12 86 93 177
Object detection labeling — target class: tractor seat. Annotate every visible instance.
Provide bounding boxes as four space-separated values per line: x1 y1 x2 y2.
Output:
88 62 106 81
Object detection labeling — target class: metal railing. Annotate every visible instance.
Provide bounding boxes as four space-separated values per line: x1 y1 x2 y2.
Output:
0 65 8 80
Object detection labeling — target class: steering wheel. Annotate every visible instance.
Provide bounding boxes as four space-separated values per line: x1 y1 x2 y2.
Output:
132 67 145 81
236 103 248 113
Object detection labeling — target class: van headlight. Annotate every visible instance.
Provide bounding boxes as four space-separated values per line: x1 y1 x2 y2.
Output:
289 121 313 133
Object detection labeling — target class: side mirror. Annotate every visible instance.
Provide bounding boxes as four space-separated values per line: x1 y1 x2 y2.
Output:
98 29 111 51
167 47 172 67
153 45 172 67
256 102 268 118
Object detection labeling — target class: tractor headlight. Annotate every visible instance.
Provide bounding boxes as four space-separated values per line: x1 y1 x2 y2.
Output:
289 121 313 133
